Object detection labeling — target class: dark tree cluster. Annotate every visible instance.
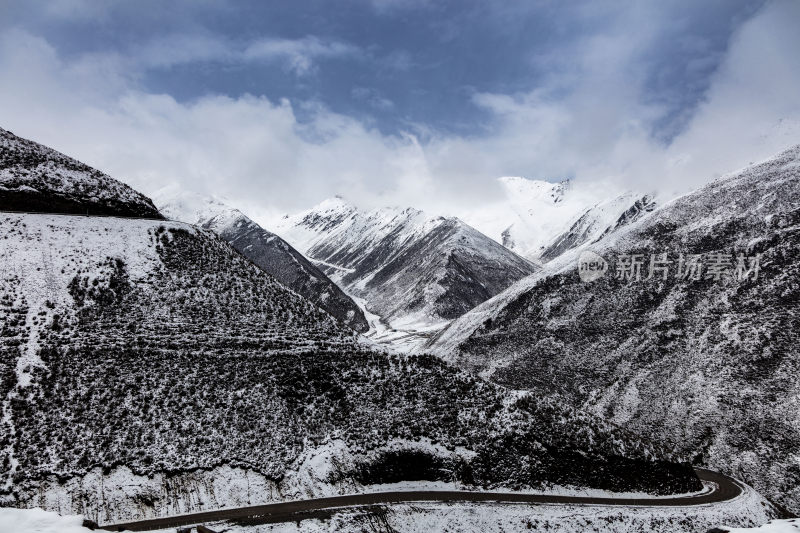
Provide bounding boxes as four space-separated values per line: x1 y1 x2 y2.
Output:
0 223 700 500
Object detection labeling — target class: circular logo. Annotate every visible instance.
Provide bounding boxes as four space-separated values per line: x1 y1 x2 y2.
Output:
577 250 608 282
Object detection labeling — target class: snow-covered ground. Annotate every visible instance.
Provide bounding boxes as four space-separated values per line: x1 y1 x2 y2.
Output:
0 507 92 533
724 519 800 532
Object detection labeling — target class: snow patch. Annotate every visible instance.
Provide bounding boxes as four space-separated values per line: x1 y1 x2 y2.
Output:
0 507 91 533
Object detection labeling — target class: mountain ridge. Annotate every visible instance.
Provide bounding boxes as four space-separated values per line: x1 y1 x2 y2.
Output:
157 192 369 332
273 197 539 341
428 144 800 513
0 128 162 219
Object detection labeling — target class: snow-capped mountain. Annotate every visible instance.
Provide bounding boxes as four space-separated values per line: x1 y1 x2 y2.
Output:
273 197 538 343
0 128 702 524
0 128 162 219
156 192 369 332
495 178 577 257
462 176 655 263
429 144 800 514
539 193 657 261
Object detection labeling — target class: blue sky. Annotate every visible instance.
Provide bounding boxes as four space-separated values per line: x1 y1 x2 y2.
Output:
0 0 798 219
3 0 764 138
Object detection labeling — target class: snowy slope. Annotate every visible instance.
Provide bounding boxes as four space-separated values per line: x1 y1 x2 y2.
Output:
0 212 357 495
0 215 698 523
540 192 657 261
462 176 655 263
156 192 368 332
272 197 538 338
429 144 800 514
0 508 94 533
0 127 162 219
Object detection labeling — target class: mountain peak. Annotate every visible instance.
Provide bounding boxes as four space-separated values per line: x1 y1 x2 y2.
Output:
154 188 241 228
312 195 356 213
498 176 571 204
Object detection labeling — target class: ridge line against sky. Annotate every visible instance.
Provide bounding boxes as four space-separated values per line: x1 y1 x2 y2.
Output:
0 0 799 228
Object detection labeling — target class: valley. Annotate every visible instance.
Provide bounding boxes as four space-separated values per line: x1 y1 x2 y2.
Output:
0 128 750 533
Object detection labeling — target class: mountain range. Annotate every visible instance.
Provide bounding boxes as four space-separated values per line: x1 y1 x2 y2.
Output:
429 145 800 514
0 128 701 524
271 197 539 348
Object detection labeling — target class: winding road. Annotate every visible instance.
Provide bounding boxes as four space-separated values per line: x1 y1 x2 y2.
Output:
101 468 742 531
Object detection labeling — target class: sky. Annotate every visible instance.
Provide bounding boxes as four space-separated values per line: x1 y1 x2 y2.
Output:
1 0 799 224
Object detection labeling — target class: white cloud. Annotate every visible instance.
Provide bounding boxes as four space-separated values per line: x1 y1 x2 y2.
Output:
0 29 428 221
94 33 361 75
425 0 800 199
0 0 798 230
243 37 360 75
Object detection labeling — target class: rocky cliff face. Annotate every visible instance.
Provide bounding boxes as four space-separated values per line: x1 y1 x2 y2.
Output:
429 145 800 513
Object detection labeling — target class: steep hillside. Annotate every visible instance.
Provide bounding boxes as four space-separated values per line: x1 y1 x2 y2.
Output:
157 194 368 332
273 198 538 336
0 212 701 522
0 128 162 219
429 145 800 513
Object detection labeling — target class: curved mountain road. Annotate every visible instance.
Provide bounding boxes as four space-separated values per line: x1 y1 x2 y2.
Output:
102 468 742 531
